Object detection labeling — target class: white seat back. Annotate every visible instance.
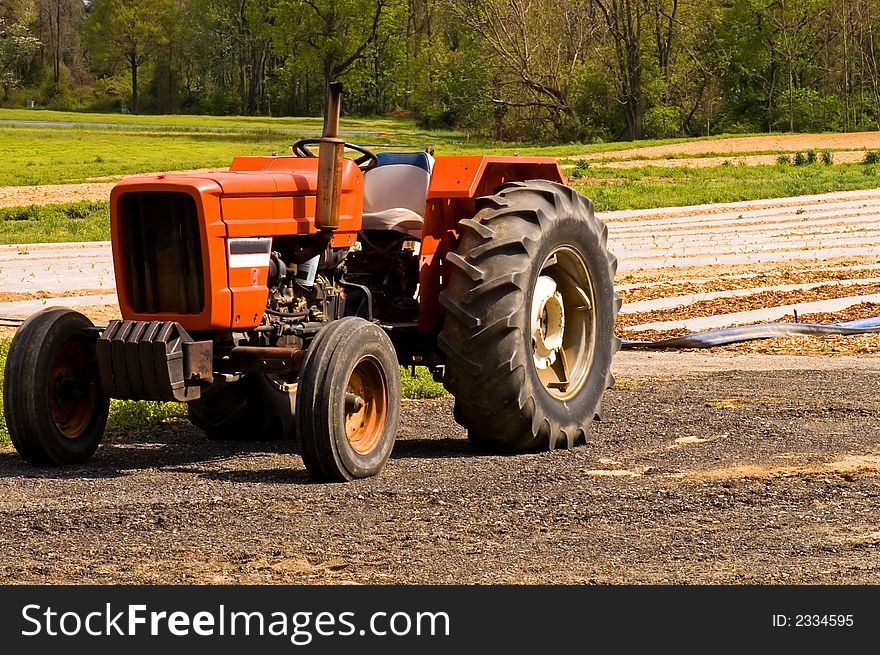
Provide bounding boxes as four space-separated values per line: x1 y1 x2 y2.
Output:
363 156 433 216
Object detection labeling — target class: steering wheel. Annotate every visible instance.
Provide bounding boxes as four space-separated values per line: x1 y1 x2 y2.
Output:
290 138 379 172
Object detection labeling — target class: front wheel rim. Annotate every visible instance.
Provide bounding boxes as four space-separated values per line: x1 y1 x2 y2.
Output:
343 356 388 456
47 340 98 438
530 246 597 400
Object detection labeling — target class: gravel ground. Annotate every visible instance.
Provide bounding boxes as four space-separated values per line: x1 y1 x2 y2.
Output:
3 175 880 585
1 351 878 585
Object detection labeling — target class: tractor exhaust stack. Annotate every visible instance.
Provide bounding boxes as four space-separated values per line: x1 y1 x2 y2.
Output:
315 81 345 231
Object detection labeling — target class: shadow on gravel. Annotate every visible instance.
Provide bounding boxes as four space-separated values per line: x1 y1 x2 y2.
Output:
0 453 128 480
0 425 301 480
192 468 314 485
391 437 476 460
0 417 491 482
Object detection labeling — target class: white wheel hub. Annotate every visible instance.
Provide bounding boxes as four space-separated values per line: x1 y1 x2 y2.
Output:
531 275 565 369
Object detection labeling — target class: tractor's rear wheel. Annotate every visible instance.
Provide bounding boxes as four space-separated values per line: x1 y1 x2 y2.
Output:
295 317 401 481
438 180 620 451
187 374 295 441
3 307 109 465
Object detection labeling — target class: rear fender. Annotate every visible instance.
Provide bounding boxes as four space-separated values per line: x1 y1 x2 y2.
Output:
417 157 565 332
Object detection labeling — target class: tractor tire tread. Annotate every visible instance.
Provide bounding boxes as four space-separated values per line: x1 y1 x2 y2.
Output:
438 181 620 451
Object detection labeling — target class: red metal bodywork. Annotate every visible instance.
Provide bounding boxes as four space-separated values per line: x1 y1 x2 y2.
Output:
418 156 564 331
111 157 363 331
110 154 563 333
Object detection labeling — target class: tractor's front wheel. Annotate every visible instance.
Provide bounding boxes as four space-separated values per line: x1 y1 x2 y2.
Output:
439 180 620 451
295 317 401 481
3 308 109 465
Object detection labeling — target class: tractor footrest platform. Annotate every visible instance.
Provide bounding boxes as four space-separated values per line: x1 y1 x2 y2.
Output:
97 320 213 402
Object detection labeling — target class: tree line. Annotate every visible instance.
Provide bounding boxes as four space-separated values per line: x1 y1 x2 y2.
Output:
3 0 880 143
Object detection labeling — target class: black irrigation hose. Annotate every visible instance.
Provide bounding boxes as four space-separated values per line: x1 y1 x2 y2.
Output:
621 316 880 350
0 316 25 328
1 315 112 330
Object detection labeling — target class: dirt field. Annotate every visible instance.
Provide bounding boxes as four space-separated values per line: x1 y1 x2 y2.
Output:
0 169 226 208
586 131 880 162
0 182 115 208
1 351 877 584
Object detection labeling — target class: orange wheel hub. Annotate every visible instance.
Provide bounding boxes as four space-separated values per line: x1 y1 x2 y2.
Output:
47 340 97 439
343 356 388 456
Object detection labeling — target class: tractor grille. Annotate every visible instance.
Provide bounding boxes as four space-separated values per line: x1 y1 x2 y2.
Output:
120 192 205 314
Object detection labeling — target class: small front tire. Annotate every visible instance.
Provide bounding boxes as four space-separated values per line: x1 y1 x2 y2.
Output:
3 308 109 465
295 317 401 481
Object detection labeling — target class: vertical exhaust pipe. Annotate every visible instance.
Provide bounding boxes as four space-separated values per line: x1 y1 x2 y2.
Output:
315 81 345 231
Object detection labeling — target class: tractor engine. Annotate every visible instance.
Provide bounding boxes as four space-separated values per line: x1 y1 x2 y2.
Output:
342 232 420 324
263 237 345 330
260 231 421 335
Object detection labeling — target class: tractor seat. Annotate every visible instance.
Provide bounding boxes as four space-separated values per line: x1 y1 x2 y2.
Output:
362 152 434 239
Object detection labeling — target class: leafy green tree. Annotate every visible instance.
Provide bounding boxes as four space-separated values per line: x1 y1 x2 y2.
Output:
188 0 277 115
764 0 832 132
451 0 598 141
594 0 649 140
85 0 170 113
346 0 408 115
274 0 393 93
0 17 40 101
37 0 83 86
717 0 833 132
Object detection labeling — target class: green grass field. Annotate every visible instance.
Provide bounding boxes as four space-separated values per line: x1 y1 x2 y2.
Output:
0 107 412 132
3 107 880 212
1 126 299 186
0 107 765 186
573 162 880 211
0 109 455 185
0 201 109 243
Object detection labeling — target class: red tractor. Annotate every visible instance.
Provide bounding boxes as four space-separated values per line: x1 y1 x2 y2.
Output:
2 83 620 481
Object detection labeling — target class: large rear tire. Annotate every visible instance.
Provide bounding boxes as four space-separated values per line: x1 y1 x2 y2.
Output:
187 374 295 441
295 317 401 481
3 307 109 465
438 180 620 451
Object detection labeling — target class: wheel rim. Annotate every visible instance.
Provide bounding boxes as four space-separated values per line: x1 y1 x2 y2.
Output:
530 246 597 400
343 356 388 455
47 340 98 439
